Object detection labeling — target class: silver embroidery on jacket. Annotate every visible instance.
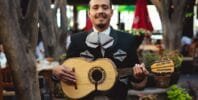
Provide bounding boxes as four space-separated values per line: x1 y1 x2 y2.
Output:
113 49 127 62
80 50 94 60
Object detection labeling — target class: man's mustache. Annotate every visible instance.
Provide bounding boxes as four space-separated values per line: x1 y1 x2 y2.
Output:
95 13 107 19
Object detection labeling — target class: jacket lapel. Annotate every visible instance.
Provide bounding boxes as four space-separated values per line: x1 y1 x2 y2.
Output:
86 30 103 59
105 28 118 57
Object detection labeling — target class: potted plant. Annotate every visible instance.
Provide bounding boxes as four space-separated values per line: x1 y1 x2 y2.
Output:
142 50 183 88
142 52 160 71
162 50 183 85
161 50 183 71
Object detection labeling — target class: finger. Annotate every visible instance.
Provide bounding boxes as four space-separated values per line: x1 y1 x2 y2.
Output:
137 68 147 78
62 78 76 85
140 63 145 67
60 65 76 81
62 68 75 77
133 64 139 75
60 72 76 83
134 64 143 75
142 67 149 75
140 64 149 75
61 70 76 80
137 64 144 73
62 65 75 77
62 75 76 83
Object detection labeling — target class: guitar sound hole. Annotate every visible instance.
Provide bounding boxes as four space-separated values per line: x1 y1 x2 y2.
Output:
92 70 102 82
89 67 105 84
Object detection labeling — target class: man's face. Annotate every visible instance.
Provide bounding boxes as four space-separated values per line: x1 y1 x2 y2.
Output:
88 0 113 30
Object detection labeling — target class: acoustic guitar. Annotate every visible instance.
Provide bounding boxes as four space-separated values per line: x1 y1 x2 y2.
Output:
61 57 118 99
60 57 174 99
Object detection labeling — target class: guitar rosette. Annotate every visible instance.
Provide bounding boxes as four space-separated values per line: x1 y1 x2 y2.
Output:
88 66 106 85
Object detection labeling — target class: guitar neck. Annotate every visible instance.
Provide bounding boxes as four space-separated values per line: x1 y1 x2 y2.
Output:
117 68 133 77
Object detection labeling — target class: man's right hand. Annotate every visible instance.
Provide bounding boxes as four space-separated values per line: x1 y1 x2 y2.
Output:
52 65 76 85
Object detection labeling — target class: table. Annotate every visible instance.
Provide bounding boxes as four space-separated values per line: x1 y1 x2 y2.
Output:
37 60 59 72
37 60 59 99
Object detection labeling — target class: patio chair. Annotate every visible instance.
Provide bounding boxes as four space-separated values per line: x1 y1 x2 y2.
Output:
0 67 15 100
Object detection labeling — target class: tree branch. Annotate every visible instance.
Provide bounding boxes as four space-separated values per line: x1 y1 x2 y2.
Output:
150 0 163 14
23 0 39 51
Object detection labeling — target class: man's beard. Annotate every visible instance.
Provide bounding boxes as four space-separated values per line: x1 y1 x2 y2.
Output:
94 13 109 29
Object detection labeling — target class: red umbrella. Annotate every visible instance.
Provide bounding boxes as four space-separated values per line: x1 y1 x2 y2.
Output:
132 0 153 33
84 17 93 32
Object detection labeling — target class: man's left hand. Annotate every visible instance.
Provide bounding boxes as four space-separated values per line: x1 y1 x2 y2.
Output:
133 63 149 81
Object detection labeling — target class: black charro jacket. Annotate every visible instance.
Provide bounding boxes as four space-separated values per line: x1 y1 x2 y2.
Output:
66 28 140 69
65 28 143 99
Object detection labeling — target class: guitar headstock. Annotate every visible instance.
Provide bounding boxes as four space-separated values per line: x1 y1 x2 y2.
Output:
151 59 174 73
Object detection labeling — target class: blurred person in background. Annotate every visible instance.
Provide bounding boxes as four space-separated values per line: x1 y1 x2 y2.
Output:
0 44 7 68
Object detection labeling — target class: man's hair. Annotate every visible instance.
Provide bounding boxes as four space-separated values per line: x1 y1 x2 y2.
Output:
88 0 112 8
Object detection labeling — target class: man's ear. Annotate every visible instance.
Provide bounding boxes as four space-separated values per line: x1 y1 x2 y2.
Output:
88 10 91 18
111 9 113 16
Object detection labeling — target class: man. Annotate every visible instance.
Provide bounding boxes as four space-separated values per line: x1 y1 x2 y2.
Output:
52 0 149 99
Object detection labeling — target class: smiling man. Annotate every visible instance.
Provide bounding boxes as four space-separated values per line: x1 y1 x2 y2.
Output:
88 0 113 31
53 0 149 99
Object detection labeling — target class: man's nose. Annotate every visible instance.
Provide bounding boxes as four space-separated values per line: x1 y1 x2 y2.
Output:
97 7 104 13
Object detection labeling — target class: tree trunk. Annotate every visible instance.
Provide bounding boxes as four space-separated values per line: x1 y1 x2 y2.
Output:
0 0 41 100
39 0 67 60
39 0 57 57
53 0 68 58
151 0 187 50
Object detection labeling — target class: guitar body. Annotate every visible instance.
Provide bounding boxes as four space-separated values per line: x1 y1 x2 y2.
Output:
61 57 118 99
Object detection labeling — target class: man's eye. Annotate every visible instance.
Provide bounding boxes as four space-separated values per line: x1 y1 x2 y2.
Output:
92 6 98 10
102 5 109 9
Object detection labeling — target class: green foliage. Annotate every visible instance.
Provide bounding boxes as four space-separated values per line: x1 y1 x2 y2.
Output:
142 52 160 71
167 85 192 100
118 5 135 12
185 12 193 18
130 29 151 36
162 50 183 69
77 5 88 11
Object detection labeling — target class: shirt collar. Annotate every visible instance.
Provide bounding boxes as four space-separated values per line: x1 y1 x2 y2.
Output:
93 26 111 36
